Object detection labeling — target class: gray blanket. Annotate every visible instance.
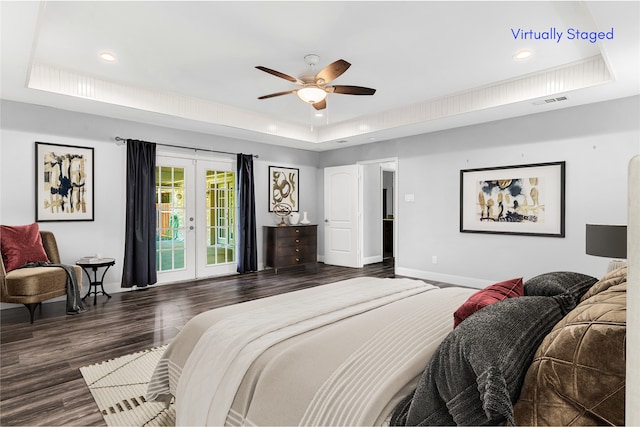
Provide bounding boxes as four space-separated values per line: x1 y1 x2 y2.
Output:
20 262 85 315
391 294 577 426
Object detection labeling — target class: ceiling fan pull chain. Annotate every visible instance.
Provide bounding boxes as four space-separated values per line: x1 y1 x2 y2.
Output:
309 104 314 133
325 102 329 126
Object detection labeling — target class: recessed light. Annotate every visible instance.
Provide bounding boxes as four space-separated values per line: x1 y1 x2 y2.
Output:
315 112 324 117
514 49 532 60
99 52 117 62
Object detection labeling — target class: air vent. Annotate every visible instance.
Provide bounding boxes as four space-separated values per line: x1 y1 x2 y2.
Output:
532 95 569 106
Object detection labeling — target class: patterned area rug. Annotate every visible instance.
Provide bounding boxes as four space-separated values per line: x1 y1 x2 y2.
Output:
80 345 175 427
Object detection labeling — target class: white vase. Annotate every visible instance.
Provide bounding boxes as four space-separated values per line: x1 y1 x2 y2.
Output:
289 212 300 225
300 211 310 224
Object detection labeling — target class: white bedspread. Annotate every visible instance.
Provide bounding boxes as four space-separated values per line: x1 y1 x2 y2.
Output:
147 276 476 426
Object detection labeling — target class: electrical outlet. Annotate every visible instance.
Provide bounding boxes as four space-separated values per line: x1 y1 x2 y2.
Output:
432 255 438 264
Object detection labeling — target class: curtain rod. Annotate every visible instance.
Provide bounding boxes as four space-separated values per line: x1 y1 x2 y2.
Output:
114 137 258 158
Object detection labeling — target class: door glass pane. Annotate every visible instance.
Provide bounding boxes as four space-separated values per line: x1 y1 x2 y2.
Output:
156 166 186 271
205 169 235 265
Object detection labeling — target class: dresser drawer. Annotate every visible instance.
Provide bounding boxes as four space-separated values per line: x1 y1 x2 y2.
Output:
275 226 315 239
275 234 314 249
264 225 317 273
273 252 315 266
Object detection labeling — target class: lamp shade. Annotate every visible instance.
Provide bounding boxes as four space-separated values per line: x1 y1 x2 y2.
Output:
585 224 627 258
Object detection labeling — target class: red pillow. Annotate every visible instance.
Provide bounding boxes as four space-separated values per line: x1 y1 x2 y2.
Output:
0 223 50 272
453 277 524 327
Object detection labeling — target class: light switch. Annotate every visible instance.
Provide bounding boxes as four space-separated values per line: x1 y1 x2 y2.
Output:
404 193 415 202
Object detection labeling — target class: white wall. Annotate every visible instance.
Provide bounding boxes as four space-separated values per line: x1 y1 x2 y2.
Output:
0 100 320 308
319 96 640 287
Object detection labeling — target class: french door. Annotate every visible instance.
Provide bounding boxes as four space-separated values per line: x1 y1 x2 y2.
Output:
155 155 236 283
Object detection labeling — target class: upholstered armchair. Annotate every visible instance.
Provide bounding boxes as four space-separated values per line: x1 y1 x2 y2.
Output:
0 230 82 323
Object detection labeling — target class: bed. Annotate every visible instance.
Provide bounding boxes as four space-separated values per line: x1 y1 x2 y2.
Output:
146 156 635 427
146 267 627 426
146 277 477 425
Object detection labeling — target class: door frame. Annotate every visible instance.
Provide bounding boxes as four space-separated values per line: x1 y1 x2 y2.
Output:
358 157 398 264
322 157 398 269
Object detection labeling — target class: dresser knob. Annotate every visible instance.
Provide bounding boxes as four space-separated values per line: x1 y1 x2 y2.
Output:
295 239 300 243
296 258 300 262
295 249 299 252
295 229 300 233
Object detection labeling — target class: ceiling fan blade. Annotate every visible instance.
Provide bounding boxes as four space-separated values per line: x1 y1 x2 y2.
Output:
255 66 303 84
257 90 297 100
328 85 376 95
315 59 351 85
312 99 327 110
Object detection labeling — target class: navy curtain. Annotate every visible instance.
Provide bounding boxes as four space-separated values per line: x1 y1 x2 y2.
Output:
237 153 257 273
121 139 157 288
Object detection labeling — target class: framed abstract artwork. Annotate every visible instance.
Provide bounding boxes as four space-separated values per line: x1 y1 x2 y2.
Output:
268 166 299 212
460 161 565 237
35 141 95 221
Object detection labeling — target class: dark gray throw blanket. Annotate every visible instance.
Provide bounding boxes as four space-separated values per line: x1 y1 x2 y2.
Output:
390 294 579 426
20 262 85 315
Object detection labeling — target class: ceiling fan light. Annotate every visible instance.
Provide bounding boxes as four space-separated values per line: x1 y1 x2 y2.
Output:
297 86 327 103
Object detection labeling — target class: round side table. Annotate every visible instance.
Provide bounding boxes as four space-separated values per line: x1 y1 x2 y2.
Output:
76 258 115 305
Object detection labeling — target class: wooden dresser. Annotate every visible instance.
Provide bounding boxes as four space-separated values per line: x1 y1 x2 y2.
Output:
264 225 317 273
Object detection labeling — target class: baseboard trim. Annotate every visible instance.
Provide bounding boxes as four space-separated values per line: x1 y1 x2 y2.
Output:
395 266 493 289
363 255 383 265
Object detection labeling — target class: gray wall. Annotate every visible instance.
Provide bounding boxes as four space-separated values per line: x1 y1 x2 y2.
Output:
1 96 638 308
383 170 394 218
362 163 382 264
318 96 640 286
0 100 320 307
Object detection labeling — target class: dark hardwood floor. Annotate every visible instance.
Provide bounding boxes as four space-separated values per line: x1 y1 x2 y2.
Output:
0 261 456 426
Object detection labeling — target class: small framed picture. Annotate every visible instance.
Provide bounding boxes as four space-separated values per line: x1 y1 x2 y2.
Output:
35 141 94 221
268 165 299 212
460 161 565 237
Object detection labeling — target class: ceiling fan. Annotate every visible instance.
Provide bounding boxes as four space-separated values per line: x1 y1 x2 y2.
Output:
256 54 376 110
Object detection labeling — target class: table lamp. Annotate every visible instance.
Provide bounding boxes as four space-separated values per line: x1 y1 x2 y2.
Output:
585 224 627 273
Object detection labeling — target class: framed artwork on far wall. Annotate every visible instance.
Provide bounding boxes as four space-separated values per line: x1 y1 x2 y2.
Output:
460 161 565 237
268 165 299 212
35 141 95 222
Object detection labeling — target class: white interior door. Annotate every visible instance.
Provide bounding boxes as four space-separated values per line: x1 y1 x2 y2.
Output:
324 164 361 268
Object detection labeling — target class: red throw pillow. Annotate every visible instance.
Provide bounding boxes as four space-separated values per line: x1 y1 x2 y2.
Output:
0 223 50 272
453 277 524 327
